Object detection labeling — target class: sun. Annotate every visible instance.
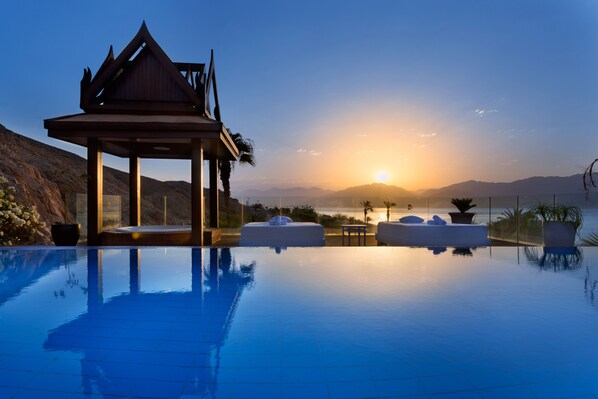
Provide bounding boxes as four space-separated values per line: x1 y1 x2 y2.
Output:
375 170 389 183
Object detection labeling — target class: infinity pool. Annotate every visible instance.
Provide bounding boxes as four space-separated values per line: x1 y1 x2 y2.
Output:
1 246 598 398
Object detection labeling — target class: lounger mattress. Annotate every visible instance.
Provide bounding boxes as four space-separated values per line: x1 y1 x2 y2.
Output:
240 222 325 247
376 222 490 247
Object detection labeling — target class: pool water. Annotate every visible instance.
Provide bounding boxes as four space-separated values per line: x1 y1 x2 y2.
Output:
1 246 598 399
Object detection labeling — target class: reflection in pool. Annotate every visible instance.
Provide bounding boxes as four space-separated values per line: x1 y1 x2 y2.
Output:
1 246 598 398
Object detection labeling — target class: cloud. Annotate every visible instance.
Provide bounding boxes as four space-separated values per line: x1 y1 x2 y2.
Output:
418 132 437 138
298 148 322 156
503 159 518 166
475 108 498 117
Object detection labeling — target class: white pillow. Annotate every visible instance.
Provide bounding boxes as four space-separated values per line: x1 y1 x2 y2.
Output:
400 215 424 224
269 216 293 225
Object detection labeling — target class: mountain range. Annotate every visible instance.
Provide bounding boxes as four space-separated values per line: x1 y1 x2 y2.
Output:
238 175 587 203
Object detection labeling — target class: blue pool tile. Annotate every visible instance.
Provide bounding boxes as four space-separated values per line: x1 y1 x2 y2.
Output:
138 363 196 382
0 370 36 388
0 354 52 373
281 353 324 368
130 378 186 398
368 363 420 380
219 382 282 398
433 390 483 398
328 380 378 399
13 388 75 399
0 386 19 399
23 372 81 391
325 366 372 382
465 369 521 389
420 374 475 395
530 377 598 399
281 382 330 399
480 384 539 399
281 366 327 383
218 366 282 384
223 353 281 368
374 377 427 397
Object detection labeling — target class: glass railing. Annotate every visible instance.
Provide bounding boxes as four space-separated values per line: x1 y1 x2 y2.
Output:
70 191 598 245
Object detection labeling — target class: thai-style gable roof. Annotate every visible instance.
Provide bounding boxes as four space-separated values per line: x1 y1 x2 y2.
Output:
80 22 215 117
46 22 238 161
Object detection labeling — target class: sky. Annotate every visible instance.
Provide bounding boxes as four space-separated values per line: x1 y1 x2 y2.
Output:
1 0 597 194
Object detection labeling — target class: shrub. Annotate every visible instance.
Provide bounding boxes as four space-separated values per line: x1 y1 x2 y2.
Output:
289 205 318 222
0 176 45 245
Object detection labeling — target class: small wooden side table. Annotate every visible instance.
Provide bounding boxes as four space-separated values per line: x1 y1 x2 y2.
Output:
341 224 367 246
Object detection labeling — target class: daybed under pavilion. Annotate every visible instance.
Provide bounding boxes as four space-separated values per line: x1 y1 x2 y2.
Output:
45 23 239 246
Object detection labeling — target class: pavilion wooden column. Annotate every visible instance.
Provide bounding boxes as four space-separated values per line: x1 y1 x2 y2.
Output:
191 139 204 245
129 156 141 226
87 138 103 246
129 249 140 295
87 249 103 313
209 159 219 228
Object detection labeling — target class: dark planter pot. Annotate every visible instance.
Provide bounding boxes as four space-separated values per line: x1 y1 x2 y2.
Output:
51 224 81 246
542 221 576 247
448 212 475 224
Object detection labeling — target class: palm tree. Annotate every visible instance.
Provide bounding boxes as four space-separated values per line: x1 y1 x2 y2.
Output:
383 200 396 222
360 200 374 224
219 130 256 218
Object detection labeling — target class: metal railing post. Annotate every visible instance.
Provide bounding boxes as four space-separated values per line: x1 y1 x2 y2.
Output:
163 195 167 225
488 196 492 238
516 195 520 244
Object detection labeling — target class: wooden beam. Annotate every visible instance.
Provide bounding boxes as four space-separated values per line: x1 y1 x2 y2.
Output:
129 156 141 226
87 138 103 245
191 139 204 245
209 159 219 228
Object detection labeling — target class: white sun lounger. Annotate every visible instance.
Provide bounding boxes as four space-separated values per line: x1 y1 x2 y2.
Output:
376 222 490 247
240 222 325 247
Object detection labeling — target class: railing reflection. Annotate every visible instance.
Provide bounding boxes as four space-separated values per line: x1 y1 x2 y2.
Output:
44 248 255 398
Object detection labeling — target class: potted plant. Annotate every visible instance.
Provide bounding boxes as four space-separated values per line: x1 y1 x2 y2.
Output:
530 203 583 247
449 198 476 224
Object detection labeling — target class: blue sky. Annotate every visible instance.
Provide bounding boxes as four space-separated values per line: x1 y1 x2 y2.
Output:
1 0 597 192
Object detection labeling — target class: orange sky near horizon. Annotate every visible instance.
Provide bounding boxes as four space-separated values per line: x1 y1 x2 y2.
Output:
225 98 548 193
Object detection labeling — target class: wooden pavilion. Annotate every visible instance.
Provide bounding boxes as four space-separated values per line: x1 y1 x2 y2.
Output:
44 23 239 246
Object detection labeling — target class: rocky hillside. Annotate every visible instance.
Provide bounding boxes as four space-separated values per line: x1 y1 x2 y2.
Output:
0 123 237 244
